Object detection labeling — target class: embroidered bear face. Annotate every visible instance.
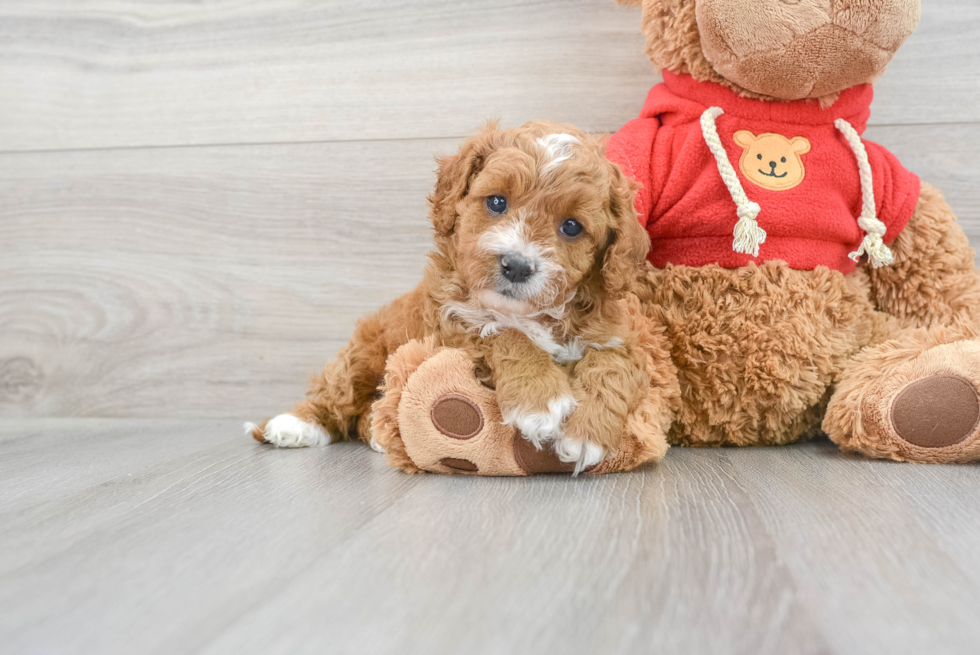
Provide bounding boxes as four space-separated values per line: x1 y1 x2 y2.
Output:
733 130 812 191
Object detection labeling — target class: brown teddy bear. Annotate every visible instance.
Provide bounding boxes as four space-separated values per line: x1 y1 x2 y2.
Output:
600 0 980 465
264 0 980 474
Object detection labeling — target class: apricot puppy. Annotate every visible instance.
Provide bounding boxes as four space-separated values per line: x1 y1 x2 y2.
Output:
247 121 651 472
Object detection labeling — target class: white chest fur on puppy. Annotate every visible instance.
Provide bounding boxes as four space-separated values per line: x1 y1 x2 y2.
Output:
443 301 623 365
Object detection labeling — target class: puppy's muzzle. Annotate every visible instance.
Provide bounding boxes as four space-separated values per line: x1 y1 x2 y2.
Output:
499 253 536 284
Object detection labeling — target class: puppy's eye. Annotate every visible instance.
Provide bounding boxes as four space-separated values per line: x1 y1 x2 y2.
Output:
486 195 508 215
559 218 584 239
781 157 787 163
757 154 763 160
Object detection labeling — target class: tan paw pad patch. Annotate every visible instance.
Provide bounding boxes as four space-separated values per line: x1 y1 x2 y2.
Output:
397 348 526 476
430 394 484 440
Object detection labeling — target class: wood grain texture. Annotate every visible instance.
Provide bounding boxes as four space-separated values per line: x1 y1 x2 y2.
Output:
0 0 977 152
1 419 978 655
0 138 441 418
3 125 979 419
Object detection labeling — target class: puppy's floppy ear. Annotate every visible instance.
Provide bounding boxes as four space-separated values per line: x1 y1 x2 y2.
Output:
428 124 500 237
601 165 650 297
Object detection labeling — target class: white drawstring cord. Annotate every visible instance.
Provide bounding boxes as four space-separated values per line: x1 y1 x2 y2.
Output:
834 118 894 268
700 107 766 257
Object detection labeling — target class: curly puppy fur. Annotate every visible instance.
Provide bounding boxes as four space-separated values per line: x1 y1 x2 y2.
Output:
590 295 680 472
252 121 656 465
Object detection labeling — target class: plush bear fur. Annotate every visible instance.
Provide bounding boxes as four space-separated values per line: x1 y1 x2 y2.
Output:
614 0 980 464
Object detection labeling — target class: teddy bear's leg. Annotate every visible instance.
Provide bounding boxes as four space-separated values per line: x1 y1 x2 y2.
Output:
824 323 980 463
372 342 559 475
372 337 675 475
824 184 980 463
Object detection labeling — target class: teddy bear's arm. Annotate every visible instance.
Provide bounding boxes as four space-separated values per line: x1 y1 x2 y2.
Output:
866 182 980 329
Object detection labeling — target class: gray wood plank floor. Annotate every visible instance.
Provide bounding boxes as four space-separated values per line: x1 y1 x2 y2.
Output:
2 419 979 655
2 0 980 653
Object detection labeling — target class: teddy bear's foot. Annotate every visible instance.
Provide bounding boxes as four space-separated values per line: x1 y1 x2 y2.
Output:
371 341 578 475
825 326 980 463
890 374 979 449
371 337 673 475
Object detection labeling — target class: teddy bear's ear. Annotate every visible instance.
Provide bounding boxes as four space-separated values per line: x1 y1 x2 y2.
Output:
733 130 757 148
428 123 500 237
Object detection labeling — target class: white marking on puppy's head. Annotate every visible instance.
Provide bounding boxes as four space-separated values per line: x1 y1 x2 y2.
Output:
478 214 540 261
537 133 580 174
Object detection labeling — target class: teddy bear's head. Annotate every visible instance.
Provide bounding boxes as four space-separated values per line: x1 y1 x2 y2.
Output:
616 0 921 101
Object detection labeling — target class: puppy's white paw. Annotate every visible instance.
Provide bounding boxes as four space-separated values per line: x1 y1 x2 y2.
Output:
552 436 605 475
503 394 577 449
369 437 388 454
249 414 333 448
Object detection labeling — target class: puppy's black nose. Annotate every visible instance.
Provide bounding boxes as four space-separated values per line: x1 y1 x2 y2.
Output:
500 253 535 284
769 161 778 169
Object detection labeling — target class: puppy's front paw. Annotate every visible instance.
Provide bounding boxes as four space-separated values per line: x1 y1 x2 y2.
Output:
552 436 606 475
502 394 577 449
246 414 333 448
557 398 624 473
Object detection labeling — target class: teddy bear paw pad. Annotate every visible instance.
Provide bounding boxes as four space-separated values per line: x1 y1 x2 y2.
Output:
430 394 484 440
891 374 980 449
512 436 576 474
438 457 480 472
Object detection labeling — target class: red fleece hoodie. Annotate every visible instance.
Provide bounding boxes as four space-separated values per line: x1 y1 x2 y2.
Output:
606 71 920 272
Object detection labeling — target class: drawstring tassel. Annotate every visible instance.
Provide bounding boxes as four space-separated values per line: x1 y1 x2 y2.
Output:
700 107 766 257
733 201 765 258
850 217 894 268
835 118 894 268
